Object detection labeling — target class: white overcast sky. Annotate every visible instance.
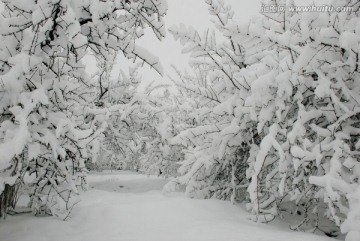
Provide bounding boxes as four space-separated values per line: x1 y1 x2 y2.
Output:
137 0 261 79
85 0 263 88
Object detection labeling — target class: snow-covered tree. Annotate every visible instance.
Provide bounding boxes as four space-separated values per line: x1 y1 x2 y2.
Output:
166 0 251 204
0 0 167 219
166 0 360 239
97 71 181 177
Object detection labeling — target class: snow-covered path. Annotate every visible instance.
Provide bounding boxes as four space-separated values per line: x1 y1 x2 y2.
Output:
1 172 336 241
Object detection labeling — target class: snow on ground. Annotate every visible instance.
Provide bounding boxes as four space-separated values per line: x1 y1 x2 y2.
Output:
1 171 337 241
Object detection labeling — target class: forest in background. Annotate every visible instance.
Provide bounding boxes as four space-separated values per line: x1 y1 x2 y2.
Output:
0 0 359 240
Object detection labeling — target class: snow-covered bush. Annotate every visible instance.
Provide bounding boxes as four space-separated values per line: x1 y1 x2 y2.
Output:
138 87 184 177
167 0 360 239
97 73 182 177
0 0 167 219
166 0 251 203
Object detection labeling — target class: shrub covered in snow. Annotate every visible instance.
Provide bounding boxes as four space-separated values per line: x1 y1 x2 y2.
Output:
166 0 360 240
0 0 167 219
96 70 183 177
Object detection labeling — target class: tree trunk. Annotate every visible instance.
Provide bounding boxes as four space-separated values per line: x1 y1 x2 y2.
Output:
0 184 17 219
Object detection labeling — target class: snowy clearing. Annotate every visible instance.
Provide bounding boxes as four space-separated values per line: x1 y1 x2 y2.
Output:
1 171 337 241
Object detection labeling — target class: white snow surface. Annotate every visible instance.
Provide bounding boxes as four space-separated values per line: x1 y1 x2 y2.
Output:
0 171 337 241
